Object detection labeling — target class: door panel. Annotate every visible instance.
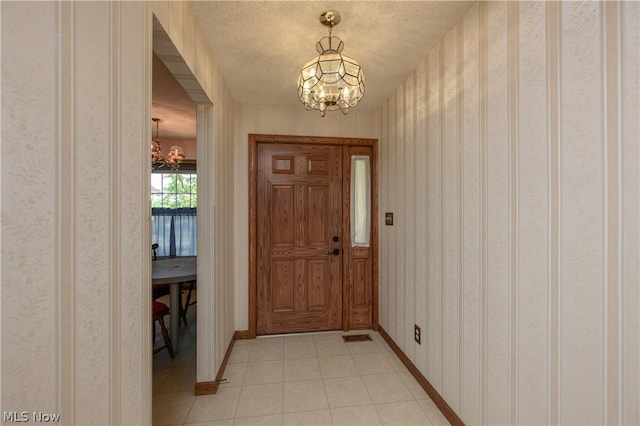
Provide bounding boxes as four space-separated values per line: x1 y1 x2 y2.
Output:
271 261 294 312
271 185 294 245
257 143 342 335
350 246 372 328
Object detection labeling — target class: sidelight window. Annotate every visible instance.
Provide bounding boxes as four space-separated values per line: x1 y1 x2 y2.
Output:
350 155 371 247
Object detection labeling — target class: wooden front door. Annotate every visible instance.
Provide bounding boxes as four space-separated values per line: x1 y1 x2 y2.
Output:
257 143 343 335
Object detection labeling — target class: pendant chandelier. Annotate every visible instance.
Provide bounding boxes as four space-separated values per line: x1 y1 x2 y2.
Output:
151 117 185 171
297 10 365 117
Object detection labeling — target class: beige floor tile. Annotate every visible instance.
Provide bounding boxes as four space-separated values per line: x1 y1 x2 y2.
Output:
284 341 317 359
171 343 198 368
244 360 283 385
312 331 343 342
254 336 284 345
375 400 432 425
362 373 414 404
384 352 409 373
318 355 359 379
345 340 382 355
283 409 332 426
235 383 283 418
154 329 450 426
232 414 283 425
152 391 196 425
234 339 253 348
184 387 242 423
153 368 172 393
398 371 429 400
282 334 315 343
428 410 451 425
284 358 321 382
416 399 450 425
415 397 438 415
228 346 251 364
249 342 284 362
352 353 396 376
156 366 197 393
314 339 349 357
221 363 248 387
370 334 393 352
375 342 394 353
323 376 372 408
330 405 383 426
152 350 176 371
283 380 329 413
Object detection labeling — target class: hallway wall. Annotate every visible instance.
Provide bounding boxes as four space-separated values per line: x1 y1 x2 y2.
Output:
1 2 236 424
378 2 639 424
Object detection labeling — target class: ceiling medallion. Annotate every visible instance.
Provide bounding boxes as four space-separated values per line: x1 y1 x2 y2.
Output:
297 10 365 117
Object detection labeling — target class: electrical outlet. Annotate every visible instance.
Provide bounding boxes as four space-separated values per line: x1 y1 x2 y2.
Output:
414 324 421 344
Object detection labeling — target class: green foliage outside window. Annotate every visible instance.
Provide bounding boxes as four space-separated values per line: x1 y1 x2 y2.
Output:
151 172 197 208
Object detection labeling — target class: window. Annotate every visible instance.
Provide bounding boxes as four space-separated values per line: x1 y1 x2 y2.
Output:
151 172 197 257
350 155 371 247
151 172 197 208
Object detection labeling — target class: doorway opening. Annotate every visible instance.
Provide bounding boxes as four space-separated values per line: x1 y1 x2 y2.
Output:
150 16 215 411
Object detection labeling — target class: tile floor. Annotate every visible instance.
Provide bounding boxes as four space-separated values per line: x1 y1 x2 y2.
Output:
153 306 450 426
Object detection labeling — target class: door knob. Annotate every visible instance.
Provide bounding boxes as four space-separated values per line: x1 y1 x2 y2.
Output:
328 248 340 256
332 236 340 242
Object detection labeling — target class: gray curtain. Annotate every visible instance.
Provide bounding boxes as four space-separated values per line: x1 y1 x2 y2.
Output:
151 207 197 257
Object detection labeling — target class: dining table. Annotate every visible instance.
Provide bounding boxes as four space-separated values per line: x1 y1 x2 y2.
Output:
152 256 196 352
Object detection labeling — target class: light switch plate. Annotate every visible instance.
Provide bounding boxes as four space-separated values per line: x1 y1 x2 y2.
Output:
385 212 393 226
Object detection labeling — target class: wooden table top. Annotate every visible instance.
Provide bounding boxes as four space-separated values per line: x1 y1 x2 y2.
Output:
152 256 197 285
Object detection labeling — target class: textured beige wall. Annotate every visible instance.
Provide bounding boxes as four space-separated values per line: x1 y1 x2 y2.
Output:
1 1 236 424
2 1 66 418
378 1 639 425
2 2 151 423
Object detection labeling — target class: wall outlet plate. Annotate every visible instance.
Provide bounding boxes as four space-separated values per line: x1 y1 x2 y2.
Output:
414 324 421 344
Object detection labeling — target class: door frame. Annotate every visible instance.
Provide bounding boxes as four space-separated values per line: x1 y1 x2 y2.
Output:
248 134 378 338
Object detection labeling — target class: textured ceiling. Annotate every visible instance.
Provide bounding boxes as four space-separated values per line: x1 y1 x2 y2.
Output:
193 1 474 109
152 52 197 139
153 1 475 139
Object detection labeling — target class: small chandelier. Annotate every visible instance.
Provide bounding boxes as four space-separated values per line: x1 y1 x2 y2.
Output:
297 10 365 117
151 117 185 171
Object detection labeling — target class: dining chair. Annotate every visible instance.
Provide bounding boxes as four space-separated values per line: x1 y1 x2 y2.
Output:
152 301 175 358
180 280 197 325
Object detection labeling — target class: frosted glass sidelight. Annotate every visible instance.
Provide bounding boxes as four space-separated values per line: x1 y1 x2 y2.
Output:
350 155 371 247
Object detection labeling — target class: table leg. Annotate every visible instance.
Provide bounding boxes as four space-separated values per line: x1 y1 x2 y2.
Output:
169 282 180 353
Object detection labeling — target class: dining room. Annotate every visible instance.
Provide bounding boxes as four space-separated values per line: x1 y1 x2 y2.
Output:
150 47 199 397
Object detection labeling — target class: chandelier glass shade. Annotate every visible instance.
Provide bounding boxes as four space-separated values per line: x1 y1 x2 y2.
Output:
297 11 365 117
151 118 185 171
